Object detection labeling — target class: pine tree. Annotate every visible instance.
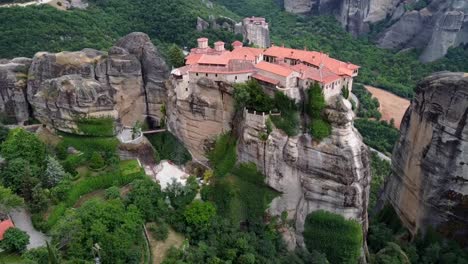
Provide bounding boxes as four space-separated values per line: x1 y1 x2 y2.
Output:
168 44 185 68
44 156 67 188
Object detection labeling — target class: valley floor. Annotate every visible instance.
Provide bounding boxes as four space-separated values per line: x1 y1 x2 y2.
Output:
365 86 410 129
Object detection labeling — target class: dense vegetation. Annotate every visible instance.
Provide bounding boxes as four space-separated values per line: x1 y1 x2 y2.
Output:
234 80 300 136
369 153 391 211
146 132 192 165
368 205 468 264
355 119 400 155
307 83 331 140
304 210 363 264
353 83 382 119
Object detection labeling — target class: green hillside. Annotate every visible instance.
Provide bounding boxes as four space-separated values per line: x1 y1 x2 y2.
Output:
0 0 239 58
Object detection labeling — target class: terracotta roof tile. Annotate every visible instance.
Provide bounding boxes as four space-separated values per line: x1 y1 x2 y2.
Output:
252 73 279 85
255 61 295 77
0 219 14 240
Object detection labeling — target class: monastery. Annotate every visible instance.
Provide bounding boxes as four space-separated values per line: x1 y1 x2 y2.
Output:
171 36 359 101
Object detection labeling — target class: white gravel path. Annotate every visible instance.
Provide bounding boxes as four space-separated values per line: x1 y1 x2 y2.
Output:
10 208 50 249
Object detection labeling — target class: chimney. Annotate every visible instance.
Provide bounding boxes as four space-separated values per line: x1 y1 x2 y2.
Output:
197 38 208 49
214 41 225 52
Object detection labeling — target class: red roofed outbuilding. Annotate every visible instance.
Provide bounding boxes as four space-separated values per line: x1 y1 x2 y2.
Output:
0 219 14 240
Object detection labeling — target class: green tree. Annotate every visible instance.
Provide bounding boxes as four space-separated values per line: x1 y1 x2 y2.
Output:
303 210 363 264
342 85 350 99
168 44 185 68
0 185 23 213
29 184 49 213
52 199 144 263
0 158 40 196
0 128 46 166
165 176 199 209
0 125 9 144
307 83 326 119
1 227 30 253
374 243 411 264
43 156 68 188
310 119 331 141
22 246 49 264
184 200 216 230
126 178 166 221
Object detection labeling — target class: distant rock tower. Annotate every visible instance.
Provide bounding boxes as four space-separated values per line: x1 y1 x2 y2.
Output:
235 17 271 48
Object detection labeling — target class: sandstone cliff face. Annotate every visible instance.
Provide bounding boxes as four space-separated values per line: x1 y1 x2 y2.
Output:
0 58 32 125
382 72 468 244
237 96 371 247
166 77 235 162
22 32 167 133
377 0 468 62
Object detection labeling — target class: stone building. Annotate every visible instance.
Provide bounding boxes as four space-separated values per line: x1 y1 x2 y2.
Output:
171 38 359 102
235 17 271 48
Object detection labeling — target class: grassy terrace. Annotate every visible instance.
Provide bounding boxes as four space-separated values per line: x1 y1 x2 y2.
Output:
45 159 144 229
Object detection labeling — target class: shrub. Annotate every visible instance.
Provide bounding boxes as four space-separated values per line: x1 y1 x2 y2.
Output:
233 80 274 111
1 227 30 253
89 152 105 170
105 186 121 199
146 132 192 165
310 119 331 141
184 200 216 230
22 247 49 264
207 133 237 177
46 162 144 228
303 210 363 264
307 82 326 119
149 222 169 241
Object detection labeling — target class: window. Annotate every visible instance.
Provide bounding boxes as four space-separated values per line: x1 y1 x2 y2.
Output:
235 76 238 80
185 88 188 91
196 73 199 76
206 73 208 77
215 74 218 77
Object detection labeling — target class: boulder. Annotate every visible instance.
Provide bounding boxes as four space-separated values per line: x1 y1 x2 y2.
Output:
381 72 468 245
25 32 168 132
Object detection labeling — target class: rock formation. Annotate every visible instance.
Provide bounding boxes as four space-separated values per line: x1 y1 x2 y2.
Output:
378 0 468 62
0 58 32 125
237 96 371 247
0 32 168 133
196 16 271 48
283 0 468 61
381 72 468 244
235 17 271 48
166 77 235 161
284 0 372 36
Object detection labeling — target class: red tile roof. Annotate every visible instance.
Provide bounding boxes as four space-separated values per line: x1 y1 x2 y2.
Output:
0 219 14 240
291 63 341 84
230 47 264 61
198 54 230 65
232 41 243 47
252 73 279 85
264 46 359 77
255 61 295 77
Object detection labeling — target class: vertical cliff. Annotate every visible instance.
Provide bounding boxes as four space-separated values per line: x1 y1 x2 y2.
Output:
0 58 31 125
166 77 236 162
381 72 468 244
237 95 371 247
378 0 468 63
